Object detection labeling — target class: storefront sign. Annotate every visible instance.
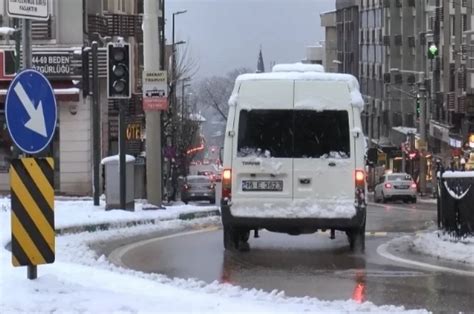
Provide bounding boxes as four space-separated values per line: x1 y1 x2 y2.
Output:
429 120 450 144
32 53 72 77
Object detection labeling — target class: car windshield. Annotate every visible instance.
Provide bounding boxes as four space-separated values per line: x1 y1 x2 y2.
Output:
237 109 350 158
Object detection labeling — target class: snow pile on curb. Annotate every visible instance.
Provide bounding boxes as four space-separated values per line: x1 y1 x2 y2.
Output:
0 196 219 248
411 231 474 265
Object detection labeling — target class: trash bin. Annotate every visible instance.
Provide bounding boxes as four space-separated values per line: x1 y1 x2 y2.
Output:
102 155 135 211
134 156 146 199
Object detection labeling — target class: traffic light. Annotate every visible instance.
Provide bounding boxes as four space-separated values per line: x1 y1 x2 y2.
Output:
107 43 131 99
72 47 90 98
416 94 421 119
428 43 438 59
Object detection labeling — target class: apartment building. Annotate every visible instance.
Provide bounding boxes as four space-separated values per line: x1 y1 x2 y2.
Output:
0 0 151 194
336 0 360 78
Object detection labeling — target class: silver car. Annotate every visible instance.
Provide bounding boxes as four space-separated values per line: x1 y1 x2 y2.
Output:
374 173 417 203
181 175 216 205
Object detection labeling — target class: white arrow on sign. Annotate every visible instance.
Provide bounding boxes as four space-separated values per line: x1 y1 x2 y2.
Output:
13 82 48 137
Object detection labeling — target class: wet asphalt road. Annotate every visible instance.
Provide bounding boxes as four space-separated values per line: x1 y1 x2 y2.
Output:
110 200 474 313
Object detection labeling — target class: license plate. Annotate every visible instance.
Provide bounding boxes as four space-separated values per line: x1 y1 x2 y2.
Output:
395 185 409 189
242 180 283 192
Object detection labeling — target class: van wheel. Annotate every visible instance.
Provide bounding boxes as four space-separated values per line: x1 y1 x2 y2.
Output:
223 225 250 252
382 193 388 203
347 227 365 253
347 218 366 253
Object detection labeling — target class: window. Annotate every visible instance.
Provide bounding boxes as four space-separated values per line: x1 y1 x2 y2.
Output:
237 110 350 159
103 0 109 11
293 110 350 159
237 110 293 158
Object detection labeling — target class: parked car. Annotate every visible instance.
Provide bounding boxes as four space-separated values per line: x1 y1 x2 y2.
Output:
181 175 216 204
374 173 417 203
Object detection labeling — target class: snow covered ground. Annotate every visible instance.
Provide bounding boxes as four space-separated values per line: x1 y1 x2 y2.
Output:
0 197 428 313
410 231 474 265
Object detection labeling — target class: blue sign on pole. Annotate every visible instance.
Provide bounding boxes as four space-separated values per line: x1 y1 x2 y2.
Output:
5 69 57 154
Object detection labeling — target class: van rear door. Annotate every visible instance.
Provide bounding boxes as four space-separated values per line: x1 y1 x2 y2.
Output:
292 81 355 207
232 80 294 202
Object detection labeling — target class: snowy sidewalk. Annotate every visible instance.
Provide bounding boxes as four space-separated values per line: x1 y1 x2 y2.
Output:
0 197 428 313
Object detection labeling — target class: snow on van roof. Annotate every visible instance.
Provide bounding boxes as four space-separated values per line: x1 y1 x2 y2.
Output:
272 62 325 73
229 71 364 109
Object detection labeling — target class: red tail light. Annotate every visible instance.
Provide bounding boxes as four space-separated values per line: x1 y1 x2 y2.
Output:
384 183 392 189
222 169 232 200
183 184 190 190
411 183 417 189
355 170 365 188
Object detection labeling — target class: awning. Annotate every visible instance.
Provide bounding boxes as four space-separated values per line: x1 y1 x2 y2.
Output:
0 80 80 102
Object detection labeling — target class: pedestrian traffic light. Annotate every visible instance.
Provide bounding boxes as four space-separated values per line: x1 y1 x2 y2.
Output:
416 94 421 119
107 43 131 99
428 43 438 60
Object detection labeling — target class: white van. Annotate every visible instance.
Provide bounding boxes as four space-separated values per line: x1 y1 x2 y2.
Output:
220 66 367 252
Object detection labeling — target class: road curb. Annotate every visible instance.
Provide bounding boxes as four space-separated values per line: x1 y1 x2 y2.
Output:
4 209 221 251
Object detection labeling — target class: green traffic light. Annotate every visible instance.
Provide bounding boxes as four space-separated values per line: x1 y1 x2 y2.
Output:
428 44 438 59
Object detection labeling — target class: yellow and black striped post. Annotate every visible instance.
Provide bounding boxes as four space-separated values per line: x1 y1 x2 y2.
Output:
10 158 55 279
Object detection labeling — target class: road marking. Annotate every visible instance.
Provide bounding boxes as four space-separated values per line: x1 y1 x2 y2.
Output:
108 227 219 268
376 243 474 277
319 230 387 237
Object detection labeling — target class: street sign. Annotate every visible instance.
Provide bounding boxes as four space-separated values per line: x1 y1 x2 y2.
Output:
5 69 57 154
143 70 168 111
7 0 49 21
11 157 55 267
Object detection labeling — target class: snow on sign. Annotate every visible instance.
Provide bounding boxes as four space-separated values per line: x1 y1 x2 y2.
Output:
7 0 49 21
143 70 168 111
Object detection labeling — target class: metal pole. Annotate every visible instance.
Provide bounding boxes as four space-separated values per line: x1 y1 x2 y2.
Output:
144 0 162 207
92 42 101 206
119 100 126 209
22 19 32 69
419 78 427 195
23 18 36 280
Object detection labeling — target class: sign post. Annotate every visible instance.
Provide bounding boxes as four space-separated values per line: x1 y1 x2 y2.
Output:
6 70 57 280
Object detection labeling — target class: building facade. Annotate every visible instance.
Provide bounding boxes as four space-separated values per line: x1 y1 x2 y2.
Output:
320 10 337 73
336 0 360 79
0 0 149 195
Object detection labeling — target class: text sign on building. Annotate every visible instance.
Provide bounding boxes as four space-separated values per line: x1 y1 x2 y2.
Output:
143 71 168 111
32 53 72 77
7 0 49 21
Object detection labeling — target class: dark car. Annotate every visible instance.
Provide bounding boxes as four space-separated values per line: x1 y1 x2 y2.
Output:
181 175 216 204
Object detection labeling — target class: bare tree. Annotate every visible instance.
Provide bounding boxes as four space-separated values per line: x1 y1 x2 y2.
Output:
196 67 252 121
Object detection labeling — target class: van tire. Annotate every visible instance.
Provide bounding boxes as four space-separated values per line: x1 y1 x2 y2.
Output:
223 225 250 251
347 216 366 253
347 227 365 253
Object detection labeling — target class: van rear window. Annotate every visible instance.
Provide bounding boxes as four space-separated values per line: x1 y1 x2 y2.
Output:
237 109 350 158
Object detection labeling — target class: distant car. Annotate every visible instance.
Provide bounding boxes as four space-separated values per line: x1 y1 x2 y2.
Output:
374 173 417 203
181 175 216 204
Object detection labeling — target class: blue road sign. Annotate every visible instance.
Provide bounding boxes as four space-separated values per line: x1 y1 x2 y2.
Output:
5 69 57 154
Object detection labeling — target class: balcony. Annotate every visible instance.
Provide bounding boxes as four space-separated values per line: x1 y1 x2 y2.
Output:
87 14 161 42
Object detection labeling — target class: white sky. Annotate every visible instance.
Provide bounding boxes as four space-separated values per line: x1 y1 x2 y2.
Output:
165 0 336 78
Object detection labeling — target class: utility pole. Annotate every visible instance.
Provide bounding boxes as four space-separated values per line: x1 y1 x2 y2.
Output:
91 42 101 206
419 75 427 195
144 0 162 207
22 17 34 280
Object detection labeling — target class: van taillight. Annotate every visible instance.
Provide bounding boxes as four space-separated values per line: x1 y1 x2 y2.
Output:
355 170 365 188
222 169 232 200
